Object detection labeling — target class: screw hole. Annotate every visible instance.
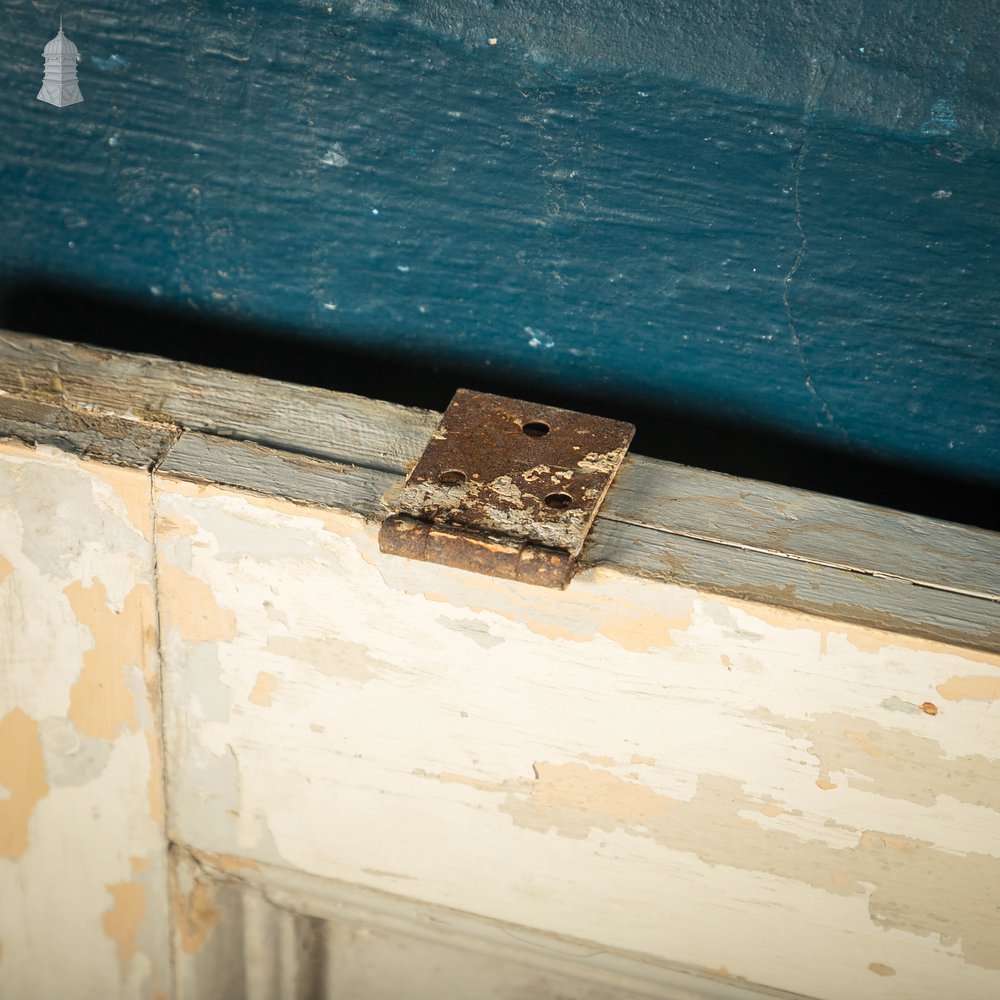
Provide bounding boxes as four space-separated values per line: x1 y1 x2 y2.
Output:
544 492 573 510
522 420 550 437
439 469 467 486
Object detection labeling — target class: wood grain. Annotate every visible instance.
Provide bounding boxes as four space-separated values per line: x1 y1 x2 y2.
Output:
2 330 997 652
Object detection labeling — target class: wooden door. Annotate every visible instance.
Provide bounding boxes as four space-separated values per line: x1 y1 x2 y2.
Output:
2 331 999 999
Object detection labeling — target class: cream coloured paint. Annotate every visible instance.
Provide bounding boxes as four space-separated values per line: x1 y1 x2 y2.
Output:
154 475 1000 1000
0 441 169 1000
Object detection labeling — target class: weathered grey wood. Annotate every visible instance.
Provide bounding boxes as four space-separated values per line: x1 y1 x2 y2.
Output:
2 329 998 652
158 432 396 523
608 455 1000 602
584 520 1000 653
0 330 437 473
0 394 177 469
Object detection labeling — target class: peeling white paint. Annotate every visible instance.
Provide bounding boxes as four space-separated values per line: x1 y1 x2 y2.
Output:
0 441 169 999
153 473 1000 999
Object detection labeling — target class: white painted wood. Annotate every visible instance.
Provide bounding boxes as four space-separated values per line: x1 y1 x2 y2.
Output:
172 846 792 1000
153 473 1000 1000
0 441 170 1000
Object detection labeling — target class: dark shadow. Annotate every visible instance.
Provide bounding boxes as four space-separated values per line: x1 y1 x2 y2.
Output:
3 277 997 531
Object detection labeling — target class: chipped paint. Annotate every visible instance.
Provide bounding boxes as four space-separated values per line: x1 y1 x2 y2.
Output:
0 708 49 859
66 579 152 740
157 513 199 537
757 709 1000 811
170 864 221 956
101 880 147 966
881 696 922 715
38 717 113 786
1 442 170 996
88 460 154 539
146 728 165 825
717 591 1000 668
936 675 1000 702
266 635 393 683
195 850 260 873
158 563 236 643
427 761 1000 968
0 554 12 585
147 456 1000 994
248 671 278 707
597 608 692 653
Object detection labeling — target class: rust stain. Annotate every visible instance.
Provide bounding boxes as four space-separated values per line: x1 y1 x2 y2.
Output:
937 676 1000 703
0 554 12 585
868 963 896 977
248 671 278 707
159 563 237 644
721 653 733 670
0 708 50 859
170 865 221 956
130 856 150 873
66 579 153 740
920 701 939 716
88 462 153 539
101 880 147 966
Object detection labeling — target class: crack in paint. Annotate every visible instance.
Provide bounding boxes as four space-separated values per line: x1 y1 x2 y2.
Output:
783 60 847 441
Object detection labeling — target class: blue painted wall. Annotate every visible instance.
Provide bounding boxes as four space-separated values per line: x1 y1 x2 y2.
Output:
1 3 997 521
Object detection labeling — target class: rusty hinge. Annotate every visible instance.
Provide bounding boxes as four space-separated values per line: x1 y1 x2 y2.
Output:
378 389 635 588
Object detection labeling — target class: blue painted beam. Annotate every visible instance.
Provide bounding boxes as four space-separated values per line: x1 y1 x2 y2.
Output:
0 2 997 512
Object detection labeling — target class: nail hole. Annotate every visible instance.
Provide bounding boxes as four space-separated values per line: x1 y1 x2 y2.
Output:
439 470 467 486
522 420 550 437
544 492 573 510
